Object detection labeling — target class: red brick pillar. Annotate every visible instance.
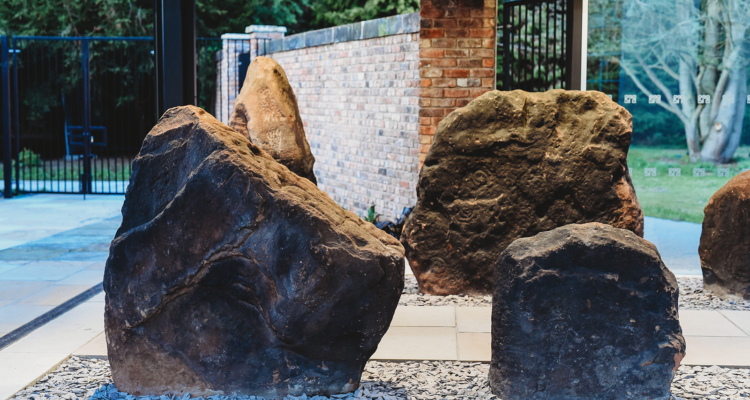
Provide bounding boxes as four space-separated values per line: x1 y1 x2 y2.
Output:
418 0 497 166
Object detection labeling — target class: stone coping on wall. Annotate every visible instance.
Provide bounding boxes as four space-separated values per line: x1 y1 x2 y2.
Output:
267 12 420 54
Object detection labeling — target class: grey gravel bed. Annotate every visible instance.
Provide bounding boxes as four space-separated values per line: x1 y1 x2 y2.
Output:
12 357 750 400
399 276 491 307
400 275 750 311
678 277 750 311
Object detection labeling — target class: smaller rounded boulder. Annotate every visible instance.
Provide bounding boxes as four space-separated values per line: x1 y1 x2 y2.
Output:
491 223 685 400
699 170 750 300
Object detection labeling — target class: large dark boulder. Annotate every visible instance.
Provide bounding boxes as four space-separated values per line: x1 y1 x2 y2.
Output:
700 171 750 300
491 223 685 400
104 106 404 398
229 56 317 184
401 89 644 295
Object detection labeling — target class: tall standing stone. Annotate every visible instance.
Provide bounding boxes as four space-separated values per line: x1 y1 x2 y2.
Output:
229 56 317 184
105 106 403 398
699 170 750 300
401 90 644 295
491 223 685 400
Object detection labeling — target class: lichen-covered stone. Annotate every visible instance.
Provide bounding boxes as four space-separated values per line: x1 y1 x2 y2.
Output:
700 170 750 300
491 223 685 400
104 106 403 398
402 89 643 295
229 56 316 184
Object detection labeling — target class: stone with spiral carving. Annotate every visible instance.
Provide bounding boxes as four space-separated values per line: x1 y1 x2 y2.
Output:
401 90 644 295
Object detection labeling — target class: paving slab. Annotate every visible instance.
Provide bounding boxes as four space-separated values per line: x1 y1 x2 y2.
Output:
66 305 750 368
679 310 747 337
719 310 750 336
456 307 491 333
0 194 124 249
681 336 750 367
0 264 88 282
0 194 122 346
18 285 92 306
0 295 105 400
0 281 52 301
55 270 107 286
390 306 455 327
4 302 749 399
457 332 491 362
0 304 55 337
644 216 702 276
0 241 28 251
50 251 110 263
71 333 107 357
372 327 458 361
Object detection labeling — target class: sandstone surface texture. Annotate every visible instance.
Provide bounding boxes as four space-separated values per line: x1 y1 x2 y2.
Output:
229 56 316 184
401 89 643 295
699 170 750 300
104 106 404 398
490 223 684 400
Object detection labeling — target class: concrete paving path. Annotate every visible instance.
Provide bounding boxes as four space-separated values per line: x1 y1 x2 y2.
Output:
0 194 123 338
0 194 124 251
1 293 748 400
644 216 703 276
0 194 714 399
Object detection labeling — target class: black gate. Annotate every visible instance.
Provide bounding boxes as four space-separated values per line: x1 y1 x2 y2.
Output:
1 36 156 196
1 36 268 197
499 0 574 91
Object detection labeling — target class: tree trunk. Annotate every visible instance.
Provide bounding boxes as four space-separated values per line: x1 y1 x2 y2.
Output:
698 0 721 142
680 59 701 161
721 66 748 162
697 0 748 164
699 66 746 163
677 0 700 161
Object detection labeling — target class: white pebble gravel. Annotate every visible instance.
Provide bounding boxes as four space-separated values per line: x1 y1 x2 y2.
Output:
400 276 750 310
672 365 750 399
399 276 491 307
11 357 750 400
678 277 750 311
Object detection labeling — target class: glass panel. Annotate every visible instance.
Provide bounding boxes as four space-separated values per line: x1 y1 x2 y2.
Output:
588 0 750 277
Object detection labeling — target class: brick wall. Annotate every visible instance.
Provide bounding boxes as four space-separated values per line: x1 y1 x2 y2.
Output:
238 7 497 219
268 15 421 221
418 0 497 166
213 36 255 124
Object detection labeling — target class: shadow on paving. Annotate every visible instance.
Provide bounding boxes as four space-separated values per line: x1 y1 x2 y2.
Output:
0 216 121 341
0 218 120 263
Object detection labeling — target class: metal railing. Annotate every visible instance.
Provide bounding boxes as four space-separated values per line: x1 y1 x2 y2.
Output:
0 36 268 197
500 0 574 91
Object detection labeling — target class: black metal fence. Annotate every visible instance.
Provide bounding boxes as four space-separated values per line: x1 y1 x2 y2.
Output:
499 0 574 91
1 36 268 197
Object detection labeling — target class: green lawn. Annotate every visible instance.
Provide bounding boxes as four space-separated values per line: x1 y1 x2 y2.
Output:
0 146 745 224
627 146 750 223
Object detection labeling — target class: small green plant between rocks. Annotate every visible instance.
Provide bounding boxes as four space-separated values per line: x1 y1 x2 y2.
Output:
364 203 379 223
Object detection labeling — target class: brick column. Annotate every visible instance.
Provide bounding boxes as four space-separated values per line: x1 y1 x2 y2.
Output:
245 25 287 56
418 0 496 166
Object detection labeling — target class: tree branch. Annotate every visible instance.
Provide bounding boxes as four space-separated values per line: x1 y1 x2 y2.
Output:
620 60 689 124
634 54 690 120
652 51 681 81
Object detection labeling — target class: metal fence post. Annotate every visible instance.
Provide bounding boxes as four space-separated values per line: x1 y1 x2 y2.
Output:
1 36 12 198
154 0 197 118
502 5 511 91
81 39 92 195
569 0 588 91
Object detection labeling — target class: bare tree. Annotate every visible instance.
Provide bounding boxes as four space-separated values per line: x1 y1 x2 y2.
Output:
621 0 749 163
